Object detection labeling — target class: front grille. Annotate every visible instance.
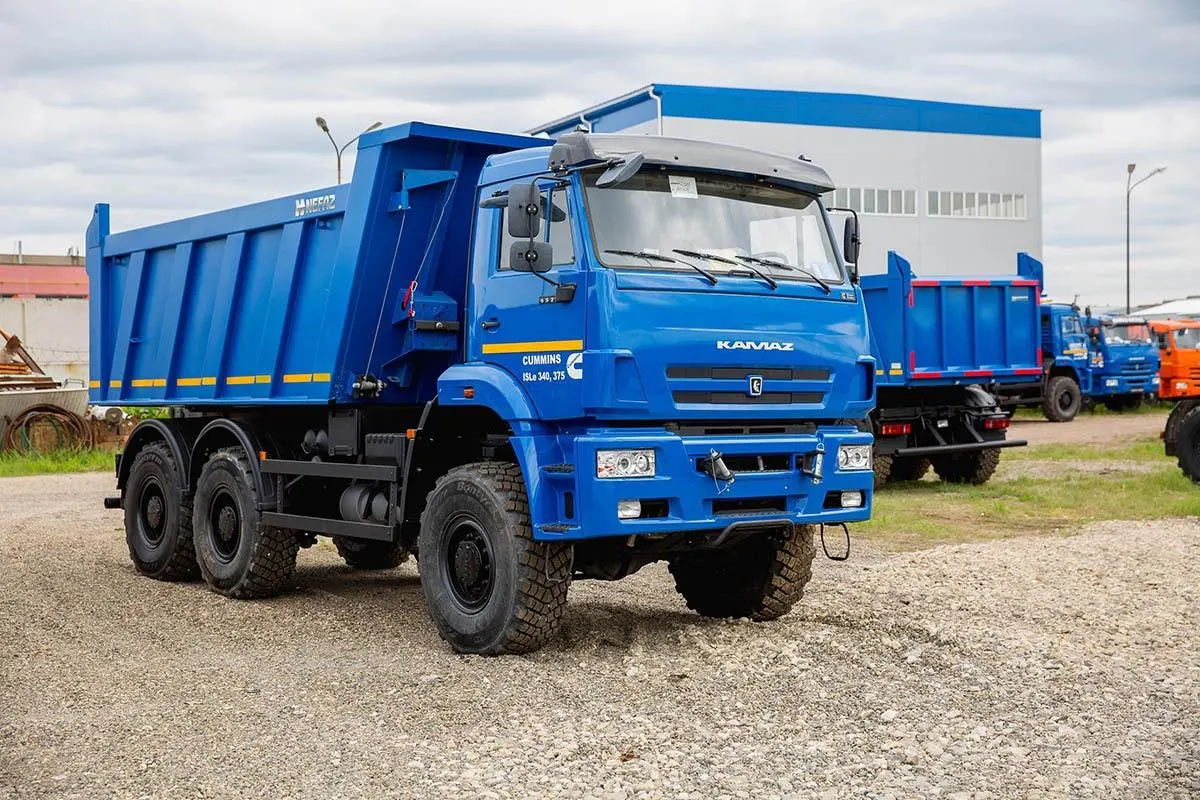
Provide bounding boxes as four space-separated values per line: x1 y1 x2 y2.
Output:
1190 368 1200 380
673 390 824 405
667 365 830 381
697 454 791 474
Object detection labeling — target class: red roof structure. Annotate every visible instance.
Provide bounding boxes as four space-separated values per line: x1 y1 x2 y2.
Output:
0 254 89 298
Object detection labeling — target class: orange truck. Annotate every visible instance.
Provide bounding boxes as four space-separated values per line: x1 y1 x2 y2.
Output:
1150 320 1200 399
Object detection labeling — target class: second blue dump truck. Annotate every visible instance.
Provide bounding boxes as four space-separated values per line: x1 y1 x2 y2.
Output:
855 250 1038 488
996 254 1160 421
87 123 877 655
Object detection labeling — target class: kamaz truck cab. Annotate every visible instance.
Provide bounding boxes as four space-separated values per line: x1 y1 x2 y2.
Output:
1084 314 1160 410
1150 319 1200 400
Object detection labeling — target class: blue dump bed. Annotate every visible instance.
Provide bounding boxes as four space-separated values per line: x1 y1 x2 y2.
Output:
862 251 1042 387
86 122 544 406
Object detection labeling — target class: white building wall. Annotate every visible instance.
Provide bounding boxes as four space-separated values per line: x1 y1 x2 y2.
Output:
651 117 1042 278
0 298 89 381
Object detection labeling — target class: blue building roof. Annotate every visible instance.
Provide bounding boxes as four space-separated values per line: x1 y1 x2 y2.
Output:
530 83 1041 140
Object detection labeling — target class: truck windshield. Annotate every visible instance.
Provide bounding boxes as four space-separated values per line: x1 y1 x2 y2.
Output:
1173 327 1200 349
1103 322 1153 345
583 169 843 284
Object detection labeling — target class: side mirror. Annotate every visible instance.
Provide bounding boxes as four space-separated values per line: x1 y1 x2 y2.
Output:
510 240 552 273
507 183 541 238
842 215 861 272
595 153 645 189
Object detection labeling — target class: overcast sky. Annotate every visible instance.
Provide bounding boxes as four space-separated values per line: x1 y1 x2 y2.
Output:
1 0 1196 306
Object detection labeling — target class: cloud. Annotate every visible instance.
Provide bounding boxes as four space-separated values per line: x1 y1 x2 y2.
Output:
1 0 1196 306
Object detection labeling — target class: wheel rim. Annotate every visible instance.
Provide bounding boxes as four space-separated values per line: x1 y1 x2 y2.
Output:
209 488 242 563
138 477 167 546
1058 391 1074 412
444 515 494 612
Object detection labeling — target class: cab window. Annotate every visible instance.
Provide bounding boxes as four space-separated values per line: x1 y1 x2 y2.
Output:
498 187 575 271
1060 315 1083 336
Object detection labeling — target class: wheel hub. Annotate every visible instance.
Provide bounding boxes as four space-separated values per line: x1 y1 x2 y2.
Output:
139 480 167 545
446 519 493 611
209 490 242 562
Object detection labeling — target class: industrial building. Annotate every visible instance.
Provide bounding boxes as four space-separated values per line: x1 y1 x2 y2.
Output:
531 84 1042 277
0 250 89 381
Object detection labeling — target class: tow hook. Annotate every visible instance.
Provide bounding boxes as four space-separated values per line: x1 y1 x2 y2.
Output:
799 442 825 485
819 522 850 561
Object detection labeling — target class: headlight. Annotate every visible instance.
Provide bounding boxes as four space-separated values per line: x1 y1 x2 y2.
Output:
1152 376 1160 384
596 449 656 479
837 444 872 471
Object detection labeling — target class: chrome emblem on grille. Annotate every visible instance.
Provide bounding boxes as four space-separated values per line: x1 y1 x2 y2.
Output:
747 375 763 397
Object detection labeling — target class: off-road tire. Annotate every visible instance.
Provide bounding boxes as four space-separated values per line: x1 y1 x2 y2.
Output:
889 456 931 483
932 448 1002 485
123 441 199 580
873 453 893 489
333 537 409 570
193 447 299 599
668 525 816 621
1177 407 1200 483
1042 376 1081 422
418 462 570 655
1164 400 1200 457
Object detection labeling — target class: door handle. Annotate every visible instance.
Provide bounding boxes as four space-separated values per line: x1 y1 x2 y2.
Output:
481 318 500 330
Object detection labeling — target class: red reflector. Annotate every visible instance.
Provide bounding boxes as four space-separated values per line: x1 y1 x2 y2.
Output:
880 423 912 436
983 417 1010 430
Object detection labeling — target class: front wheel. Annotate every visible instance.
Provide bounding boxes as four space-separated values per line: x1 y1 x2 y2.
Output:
418 462 571 655
1177 408 1200 483
668 525 816 621
1042 376 1081 422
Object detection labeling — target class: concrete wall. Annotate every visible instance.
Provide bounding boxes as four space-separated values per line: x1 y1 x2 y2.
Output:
0 297 89 381
653 117 1042 278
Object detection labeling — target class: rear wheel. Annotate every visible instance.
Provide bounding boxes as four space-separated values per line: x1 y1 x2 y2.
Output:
932 449 1001 485
889 456 931 483
418 462 570 655
123 441 198 580
192 447 299 599
333 537 409 570
1042 376 1081 422
669 525 816 621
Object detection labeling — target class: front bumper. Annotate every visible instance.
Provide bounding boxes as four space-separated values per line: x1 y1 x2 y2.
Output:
1093 374 1158 396
1159 376 1200 399
524 425 873 541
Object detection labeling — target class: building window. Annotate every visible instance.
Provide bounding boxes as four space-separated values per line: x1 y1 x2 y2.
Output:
927 190 1027 220
833 186 918 217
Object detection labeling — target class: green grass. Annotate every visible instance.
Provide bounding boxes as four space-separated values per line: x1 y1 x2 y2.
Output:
861 438 1198 551
0 448 116 478
1005 438 1163 462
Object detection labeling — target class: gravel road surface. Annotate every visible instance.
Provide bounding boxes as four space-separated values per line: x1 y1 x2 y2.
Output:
1012 410 1167 446
2 472 1196 799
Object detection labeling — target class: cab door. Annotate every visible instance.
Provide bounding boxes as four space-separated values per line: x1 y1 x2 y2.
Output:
468 181 587 419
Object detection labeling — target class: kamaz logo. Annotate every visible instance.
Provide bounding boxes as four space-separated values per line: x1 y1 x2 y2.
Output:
295 194 336 217
717 340 794 352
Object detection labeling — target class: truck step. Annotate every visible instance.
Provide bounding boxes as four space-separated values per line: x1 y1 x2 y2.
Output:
539 523 581 534
541 464 575 474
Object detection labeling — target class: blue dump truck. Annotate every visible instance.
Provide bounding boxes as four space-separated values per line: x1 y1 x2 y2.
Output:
997 254 1160 421
855 251 1038 487
87 123 877 654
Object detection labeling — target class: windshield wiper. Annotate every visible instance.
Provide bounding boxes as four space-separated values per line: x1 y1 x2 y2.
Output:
603 249 718 286
735 255 832 295
673 249 776 290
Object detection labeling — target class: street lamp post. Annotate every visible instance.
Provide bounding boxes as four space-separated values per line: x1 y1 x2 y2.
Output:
1125 162 1167 314
315 117 383 184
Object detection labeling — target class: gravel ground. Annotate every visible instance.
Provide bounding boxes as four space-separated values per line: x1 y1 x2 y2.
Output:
1 473 1197 799
1011 410 1167 446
